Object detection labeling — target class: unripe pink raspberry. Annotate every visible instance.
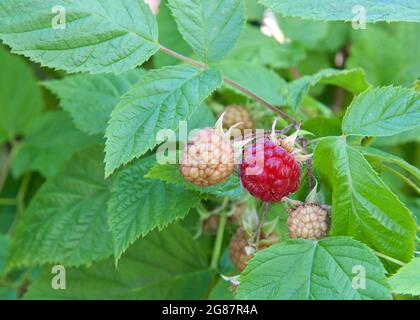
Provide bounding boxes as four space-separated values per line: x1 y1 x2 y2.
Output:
180 128 235 186
287 204 329 240
223 105 254 132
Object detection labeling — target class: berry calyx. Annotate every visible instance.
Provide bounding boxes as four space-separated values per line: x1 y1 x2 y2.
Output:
229 228 278 272
223 105 254 132
287 204 329 240
180 127 235 186
240 138 301 202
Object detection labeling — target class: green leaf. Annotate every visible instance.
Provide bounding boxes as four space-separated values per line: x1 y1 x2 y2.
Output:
314 137 416 263
260 0 420 22
0 234 17 299
227 25 305 69
282 68 370 111
7 146 113 270
0 288 17 300
105 65 222 176
0 47 43 139
146 163 245 199
11 111 99 177
342 86 420 137
25 224 211 299
302 117 342 138
348 23 420 87
43 70 145 135
237 237 391 300
0 0 159 73
0 234 8 276
167 0 246 62
108 156 201 263
315 22 350 53
389 258 420 296
188 103 216 130
374 126 420 146
355 146 420 180
276 15 329 49
208 278 234 300
155 2 193 67
245 0 265 21
213 61 286 105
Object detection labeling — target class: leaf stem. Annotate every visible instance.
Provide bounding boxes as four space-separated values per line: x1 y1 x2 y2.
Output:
386 166 420 195
208 197 229 215
9 173 31 235
159 45 206 68
302 138 313 191
17 173 31 215
210 212 227 271
159 46 297 122
222 77 296 122
374 251 406 267
254 202 270 247
0 145 12 196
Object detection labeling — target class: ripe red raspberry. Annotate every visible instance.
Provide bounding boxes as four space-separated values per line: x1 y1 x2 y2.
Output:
229 228 278 272
180 128 235 186
223 105 254 132
287 204 329 240
240 138 301 202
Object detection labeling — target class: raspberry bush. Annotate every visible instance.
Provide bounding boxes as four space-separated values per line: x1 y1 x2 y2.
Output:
0 0 419 301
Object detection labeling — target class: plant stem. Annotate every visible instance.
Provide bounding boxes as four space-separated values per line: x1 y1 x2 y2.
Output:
386 166 420 196
159 45 206 68
302 138 313 191
332 87 345 113
208 197 229 215
210 213 227 271
0 145 11 196
9 173 31 235
0 198 17 206
374 251 406 267
306 137 327 145
290 66 301 79
17 173 31 215
159 46 297 122
255 202 270 247
223 77 296 122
